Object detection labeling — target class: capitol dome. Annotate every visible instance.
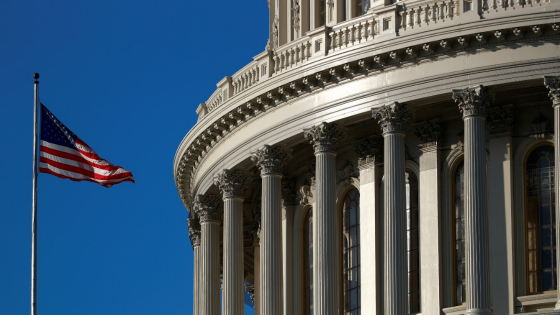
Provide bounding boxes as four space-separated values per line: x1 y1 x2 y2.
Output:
174 1 560 314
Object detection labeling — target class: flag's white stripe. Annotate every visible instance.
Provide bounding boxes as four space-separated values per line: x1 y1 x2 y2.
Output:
39 162 134 184
40 151 130 177
41 140 120 168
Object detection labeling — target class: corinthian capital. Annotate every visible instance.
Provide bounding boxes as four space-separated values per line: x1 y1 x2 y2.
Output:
452 85 492 118
213 169 251 198
373 102 414 135
303 122 347 153
544 76 560 106
251 145 292 175
187 217 201 248
414 119 443 149
354 137 383 166
193 194 221 223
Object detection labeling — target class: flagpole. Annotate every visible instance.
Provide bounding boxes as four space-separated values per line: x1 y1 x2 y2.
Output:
32 73 39 315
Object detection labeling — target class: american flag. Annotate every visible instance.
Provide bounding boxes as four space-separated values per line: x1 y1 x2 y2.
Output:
39 104 135 187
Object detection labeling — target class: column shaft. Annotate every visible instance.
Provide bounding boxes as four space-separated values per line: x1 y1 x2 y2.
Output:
193 245 200 315
261 174 284 315
200 221 221 315
542 77 560 308
223 197 245 315
464 116 492 314
383 133 408 315
314 151 339 315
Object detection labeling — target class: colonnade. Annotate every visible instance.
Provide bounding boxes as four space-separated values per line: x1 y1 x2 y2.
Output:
188 77 560 315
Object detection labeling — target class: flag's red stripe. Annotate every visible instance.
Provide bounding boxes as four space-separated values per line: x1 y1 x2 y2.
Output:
39 167 135 188
40 145 122 171
75 138 103 160
40 157 134 181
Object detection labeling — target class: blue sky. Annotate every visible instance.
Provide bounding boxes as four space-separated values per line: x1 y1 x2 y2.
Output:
1 1 268 314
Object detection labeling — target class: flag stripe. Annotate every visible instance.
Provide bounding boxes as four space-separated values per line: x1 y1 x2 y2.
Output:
40 142 122 171
39 165 135 185
40 157 133 180
40 151 130 177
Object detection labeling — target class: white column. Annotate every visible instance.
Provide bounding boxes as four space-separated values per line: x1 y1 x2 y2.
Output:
373 102 413 315
544 76 560 309
251 145 292 315
214 170 251 315
188 218 202 315
304 122 346 315
355 137 384 315
486 106 515 315
453 86 492 315
413 120 443 314
194 195 222 315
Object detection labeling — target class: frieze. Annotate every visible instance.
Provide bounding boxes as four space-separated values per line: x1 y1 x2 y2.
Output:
251 145 292 175
213 169 251 198
452 85 492 118
373 102 414 135
303 122 347 153
193 194 221 223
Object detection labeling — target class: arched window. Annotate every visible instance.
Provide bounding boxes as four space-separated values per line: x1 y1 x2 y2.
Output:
406 171 420 313
304 209 314 315
453 161 465 305
343 188 361 313
526 145 557 294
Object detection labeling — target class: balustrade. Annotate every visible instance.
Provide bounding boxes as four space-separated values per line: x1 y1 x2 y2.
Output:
272 37 312 74
329 14 376 53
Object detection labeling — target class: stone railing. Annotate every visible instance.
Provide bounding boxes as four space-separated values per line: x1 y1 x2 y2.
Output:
206 87 224 112
232 61 260 96
328 13 377 53
398 0 460 32
272 36 312 75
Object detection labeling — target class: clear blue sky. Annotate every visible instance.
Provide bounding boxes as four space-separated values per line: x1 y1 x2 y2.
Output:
1 1 268 314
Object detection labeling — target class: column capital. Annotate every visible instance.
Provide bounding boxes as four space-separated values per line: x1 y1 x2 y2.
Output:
303 122 347 153
282 178 297 206
188 217 201 248
452 85 492 118
213 169 251 198
193 194 221 223
544 76 560 106
355 136 383 167
486 105 514 135
373 102 414 135
414 119 443 151
251 145 292 175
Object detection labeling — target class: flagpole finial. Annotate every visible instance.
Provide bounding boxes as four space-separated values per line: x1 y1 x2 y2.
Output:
34 73 40 82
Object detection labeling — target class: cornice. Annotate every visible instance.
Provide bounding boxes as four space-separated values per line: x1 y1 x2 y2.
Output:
174 21 560 209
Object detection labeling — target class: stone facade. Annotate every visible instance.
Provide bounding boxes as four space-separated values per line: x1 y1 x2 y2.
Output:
174 1 560 314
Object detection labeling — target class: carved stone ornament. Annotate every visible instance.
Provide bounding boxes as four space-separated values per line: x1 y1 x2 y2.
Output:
193 194 221 223
187 217 201 248
337 159 358 184
303 122 347 153
298 179 313 205
282 179 297 206
292 0 300 33
530 112 552 138
452 85 492 118
354 137 383 166
245 283 255 304
486 105 514 135
251 145 292 175
413 119 443 149
213 169 251 198
272 16 280 50
372 102 414 135
544 75 560 105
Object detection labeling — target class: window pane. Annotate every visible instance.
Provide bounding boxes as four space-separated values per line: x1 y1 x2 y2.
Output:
454 162 465 305
343 188 361 313
526 145 557 294
407 170 420 312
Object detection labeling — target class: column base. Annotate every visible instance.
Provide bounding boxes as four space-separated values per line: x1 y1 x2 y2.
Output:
554 299 560 309
465 308 493 315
